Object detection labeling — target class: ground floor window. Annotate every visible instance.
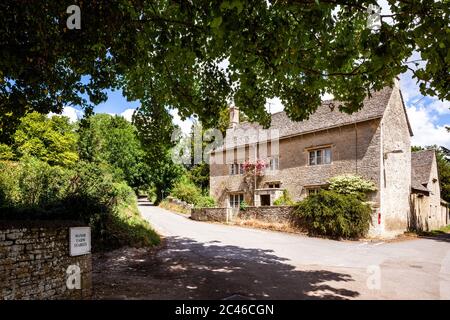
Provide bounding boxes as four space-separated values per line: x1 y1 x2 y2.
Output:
307 188 321 196
267 182 280 188
229 193 244 208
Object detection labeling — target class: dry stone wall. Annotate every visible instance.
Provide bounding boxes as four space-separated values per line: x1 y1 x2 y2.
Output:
0 221 92 300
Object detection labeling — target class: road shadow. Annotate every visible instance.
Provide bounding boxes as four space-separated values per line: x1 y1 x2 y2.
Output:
93 236 359 300
419 232 450 243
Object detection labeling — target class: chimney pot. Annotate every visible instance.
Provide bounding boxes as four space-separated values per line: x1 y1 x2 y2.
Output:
229 106 239 129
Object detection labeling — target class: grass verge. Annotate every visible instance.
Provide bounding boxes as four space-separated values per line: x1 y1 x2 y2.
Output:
418 224 450 237
159 200 191 215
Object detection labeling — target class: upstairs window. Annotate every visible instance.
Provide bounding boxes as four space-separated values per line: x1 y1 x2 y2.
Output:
230 163 244 175
268 183 280 188
309 148 332 166
267 156 279 171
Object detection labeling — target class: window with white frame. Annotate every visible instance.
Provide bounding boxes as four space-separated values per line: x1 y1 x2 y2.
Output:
267 156 279 170
230 163 244 175
309 148 331 165
229 193 244 208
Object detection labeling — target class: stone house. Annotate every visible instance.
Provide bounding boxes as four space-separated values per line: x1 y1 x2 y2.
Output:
411 149 449 231
209 82 447 236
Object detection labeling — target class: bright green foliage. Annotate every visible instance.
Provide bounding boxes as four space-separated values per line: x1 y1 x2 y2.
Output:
13 112 78 166
1 1 448 142
0 158 159 250
273 189 295 206
188 163 210 192
170 175 216 207
195 195 216 208
16 157 72 208
239 200 248 211
0 161 20 206
328 174 377 199
170 177 202 205
148 150 185 204
295 190 372 239
0 144 14 160
77 114 149 191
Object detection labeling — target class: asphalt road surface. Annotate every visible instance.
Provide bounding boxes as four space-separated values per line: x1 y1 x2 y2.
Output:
95 199 450 300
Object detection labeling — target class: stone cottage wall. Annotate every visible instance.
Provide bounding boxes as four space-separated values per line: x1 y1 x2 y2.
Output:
0 221 92 300
378 86 412 236
210 118 382 208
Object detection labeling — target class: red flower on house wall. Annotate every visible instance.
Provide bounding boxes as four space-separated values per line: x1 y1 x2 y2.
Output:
242 159 266 176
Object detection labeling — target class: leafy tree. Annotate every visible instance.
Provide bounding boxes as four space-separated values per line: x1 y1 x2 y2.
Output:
77 113 149 191
13 112 78 166
0 144 14 160
149 150 185 204
0 0 140 143
1 1 448 142
188 163 210 193
132 96 185 203
412 145 450 203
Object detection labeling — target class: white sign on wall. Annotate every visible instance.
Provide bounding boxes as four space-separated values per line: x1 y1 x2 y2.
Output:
69 227 91 256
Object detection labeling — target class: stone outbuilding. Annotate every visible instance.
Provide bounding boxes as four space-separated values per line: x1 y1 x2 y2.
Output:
410 149 449 231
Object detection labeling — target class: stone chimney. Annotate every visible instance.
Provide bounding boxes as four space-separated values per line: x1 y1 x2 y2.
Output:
229 106 239 129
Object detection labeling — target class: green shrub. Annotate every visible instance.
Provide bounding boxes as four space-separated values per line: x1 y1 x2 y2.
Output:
328 174 376 200
170 177 203 205
0 144 14 160
273 189 295 206
240 200 248 211
96 181 160 249
0 157 160 250
295 190 372 239
195 195 215 208
0 157 72 208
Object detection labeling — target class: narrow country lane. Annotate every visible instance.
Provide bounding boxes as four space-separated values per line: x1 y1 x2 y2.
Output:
93 199 450 300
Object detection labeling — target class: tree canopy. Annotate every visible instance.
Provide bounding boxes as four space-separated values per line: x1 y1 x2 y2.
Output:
12 112 78 167
1 1 448 142
77 113 150 190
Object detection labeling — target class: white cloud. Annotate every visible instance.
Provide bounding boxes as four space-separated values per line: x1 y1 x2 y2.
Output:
120 108 136 122
49 106 83 123
265 97 284 114
428 100 450 116
170 109 194 134
407 105 450 148
400 63 450 149
264 94 335 114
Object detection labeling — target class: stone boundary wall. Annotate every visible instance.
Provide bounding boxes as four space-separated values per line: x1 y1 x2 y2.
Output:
191 207 229 222
237 206 296 223
0 221 92 300
191 206 297 224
